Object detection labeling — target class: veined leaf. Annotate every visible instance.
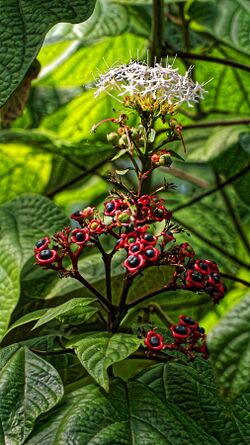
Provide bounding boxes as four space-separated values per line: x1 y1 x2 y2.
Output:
33 297 97 329
67 332 142 391
0 194 68 341
0 345 63 445
26 378 221 444
208 294 250 399
0 0 96 106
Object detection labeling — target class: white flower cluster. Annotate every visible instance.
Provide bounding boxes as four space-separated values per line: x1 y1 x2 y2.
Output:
95 61 206 107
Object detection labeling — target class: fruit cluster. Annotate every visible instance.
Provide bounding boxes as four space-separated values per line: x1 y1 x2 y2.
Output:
144 315 208 359
34 192 225 304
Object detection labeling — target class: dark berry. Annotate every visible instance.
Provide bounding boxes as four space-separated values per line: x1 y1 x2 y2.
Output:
40 249 52 260
183 316 195 325
174 325 187 335
145 248 155 258
166 231 173 236
197 327 205 334
154 208 164 217
211 273 221 283
73 210 81 216
149 336 160 346
191 272 203 282
36 239 46 248
131 245 140 253
199 262 208 271
106 203 115 213
144 233 154 242
75 232 85 242
127 256 140 267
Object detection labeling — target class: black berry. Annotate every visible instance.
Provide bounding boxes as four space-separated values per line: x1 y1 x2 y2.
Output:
197 326 205 334
36 239 46 248
191 272 203 282
106 203 115 213
149 336 160 346
174 325 187 335
75 232 85 242
145 248 155 258
183 316 195 325
73 210 81 216
144 233 154 242
127 255 140 267
199 262 208 271
154 208 164 217
131 245 140 253
40 249 52 260
211 273 221 283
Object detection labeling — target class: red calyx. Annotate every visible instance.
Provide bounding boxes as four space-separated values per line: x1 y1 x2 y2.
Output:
170 324 191 343
179 315 198 331
204 259 219 273
128 241 144 255
70 210 84 221
124 254 145 273
180 243 195 258
144 330 164 351
36 249 57 265
185 270 204 289
34 236 50 253
138 195 151 206
71 228 90 245
88 219 105 235
143 247 159 263
142 233 157 245
194 260 210 276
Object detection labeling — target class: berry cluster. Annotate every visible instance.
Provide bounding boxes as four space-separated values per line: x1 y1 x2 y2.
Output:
144 315 208 360
34 192 225 304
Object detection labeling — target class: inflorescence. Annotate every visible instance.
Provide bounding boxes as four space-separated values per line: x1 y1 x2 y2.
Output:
143 314 208 360
34 192 225 305
95 61 206 113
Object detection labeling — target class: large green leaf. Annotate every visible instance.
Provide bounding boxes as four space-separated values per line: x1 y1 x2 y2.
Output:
137 361 249 444
0 0 96 106
26 378 221 444
68 332 142 391
33 297 97 328
208 294 250 399
188 0 250 55
0 194 68 341
0 345 63 445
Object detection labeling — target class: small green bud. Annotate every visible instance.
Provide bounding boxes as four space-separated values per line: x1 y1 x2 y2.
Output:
118 212 130 223
107 132 118 143
159 154 172 166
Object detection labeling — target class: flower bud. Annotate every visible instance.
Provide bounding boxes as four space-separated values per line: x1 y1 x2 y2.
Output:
107 132 118 143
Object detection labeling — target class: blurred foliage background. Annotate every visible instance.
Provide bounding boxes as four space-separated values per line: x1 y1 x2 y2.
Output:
0 0 249 335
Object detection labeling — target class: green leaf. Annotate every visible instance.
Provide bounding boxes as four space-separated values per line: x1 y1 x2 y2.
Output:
67 332 142 391
112 148 129 160
0 194 68 341
4 309 48 336
137 361 249 444
0 345 63 444
26 378 221 444
0 0 96 106
189 0 250 55
33 297 97 329
208 293 250 399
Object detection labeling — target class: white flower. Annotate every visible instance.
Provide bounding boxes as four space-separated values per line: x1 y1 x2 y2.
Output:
95 61 206 108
